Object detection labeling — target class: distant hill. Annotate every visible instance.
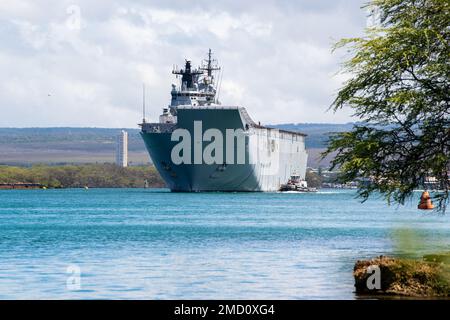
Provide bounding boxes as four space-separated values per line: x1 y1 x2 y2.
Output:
270 123 356 148
270 123 356 168
0 127 144 151
0 124 355 168
0 127 148 166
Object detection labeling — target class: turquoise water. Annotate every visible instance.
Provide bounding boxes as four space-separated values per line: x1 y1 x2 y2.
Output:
0 188 449 299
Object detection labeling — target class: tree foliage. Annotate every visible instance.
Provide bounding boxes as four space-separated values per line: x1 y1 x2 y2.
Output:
325 0 450 211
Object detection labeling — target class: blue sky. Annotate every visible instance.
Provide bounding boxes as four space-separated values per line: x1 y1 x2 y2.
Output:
0 0 368 127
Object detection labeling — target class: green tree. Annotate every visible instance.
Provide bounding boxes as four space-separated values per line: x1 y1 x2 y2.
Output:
325 0 449 211
0 164 166 188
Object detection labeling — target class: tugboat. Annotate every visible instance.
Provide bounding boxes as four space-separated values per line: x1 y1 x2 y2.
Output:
279 174 318 192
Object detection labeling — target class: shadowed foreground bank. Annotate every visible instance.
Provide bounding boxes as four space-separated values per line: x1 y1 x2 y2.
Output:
0 164 165 188
354 256 450 297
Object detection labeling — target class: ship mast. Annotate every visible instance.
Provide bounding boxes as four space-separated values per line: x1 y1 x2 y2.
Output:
200 48 220 84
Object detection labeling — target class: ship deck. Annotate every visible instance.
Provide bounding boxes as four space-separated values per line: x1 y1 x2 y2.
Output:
157 105 308 137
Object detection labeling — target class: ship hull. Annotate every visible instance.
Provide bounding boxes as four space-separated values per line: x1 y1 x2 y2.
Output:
141 107 307 192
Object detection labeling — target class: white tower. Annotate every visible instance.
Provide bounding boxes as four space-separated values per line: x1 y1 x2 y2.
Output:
116 130 128 167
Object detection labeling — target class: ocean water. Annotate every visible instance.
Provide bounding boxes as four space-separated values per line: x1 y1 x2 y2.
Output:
0 188 449 299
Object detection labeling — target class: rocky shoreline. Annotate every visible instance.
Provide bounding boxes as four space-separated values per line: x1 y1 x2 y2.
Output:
354 255 450 297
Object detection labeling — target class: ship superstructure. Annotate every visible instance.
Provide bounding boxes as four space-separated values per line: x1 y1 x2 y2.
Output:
140 50 308 191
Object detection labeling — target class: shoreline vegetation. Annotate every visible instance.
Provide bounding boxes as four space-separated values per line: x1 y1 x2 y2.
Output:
0 164 324 190
0 164 165 189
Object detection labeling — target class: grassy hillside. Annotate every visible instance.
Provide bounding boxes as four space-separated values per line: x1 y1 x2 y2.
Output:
0 127 149 166
271 123 356 148
0 124 355 168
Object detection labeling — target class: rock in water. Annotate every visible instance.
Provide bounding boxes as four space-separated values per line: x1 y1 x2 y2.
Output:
354 256 450 297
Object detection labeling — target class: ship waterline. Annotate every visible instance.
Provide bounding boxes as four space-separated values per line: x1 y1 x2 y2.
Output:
141 51 307 192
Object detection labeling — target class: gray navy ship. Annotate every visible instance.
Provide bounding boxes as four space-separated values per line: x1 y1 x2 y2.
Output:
140 50 308 191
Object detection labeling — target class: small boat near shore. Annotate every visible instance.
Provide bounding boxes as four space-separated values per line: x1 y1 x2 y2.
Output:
279 174 318 193
280 174 317 192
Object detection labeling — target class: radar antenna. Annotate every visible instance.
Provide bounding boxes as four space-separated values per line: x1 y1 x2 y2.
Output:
200 49 221 85
172 60 203 89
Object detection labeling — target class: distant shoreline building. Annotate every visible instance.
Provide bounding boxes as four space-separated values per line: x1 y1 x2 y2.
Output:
116 130 128 167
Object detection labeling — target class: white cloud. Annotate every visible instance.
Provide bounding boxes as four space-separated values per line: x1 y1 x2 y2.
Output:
0 0 367 127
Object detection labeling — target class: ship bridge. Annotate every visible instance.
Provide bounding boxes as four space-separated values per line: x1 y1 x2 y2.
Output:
169 49 221 109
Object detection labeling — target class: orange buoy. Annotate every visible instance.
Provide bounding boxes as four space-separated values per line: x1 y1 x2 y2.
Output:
418 191 434 210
